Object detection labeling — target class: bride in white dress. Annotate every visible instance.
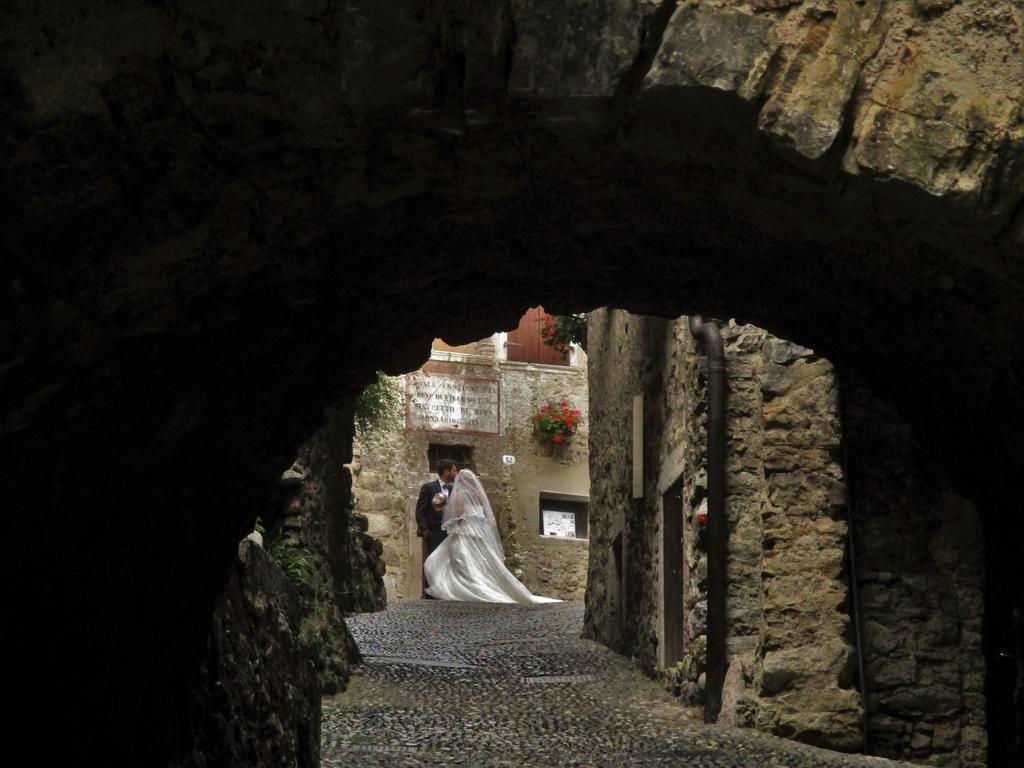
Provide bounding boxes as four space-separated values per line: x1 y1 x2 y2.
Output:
423 469 559 604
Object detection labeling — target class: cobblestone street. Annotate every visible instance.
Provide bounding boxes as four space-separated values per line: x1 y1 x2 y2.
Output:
322 601 914 767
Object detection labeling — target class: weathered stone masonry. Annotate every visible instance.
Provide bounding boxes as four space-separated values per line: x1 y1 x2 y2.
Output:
585 309 986 767
6 0 1022 761
351 344 590 602
842 381 987 766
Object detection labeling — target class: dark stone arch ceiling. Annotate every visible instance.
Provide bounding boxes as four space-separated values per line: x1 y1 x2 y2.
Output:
2 0 1022 761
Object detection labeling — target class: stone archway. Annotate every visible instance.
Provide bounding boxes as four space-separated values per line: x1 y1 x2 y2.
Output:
4 1 1022 763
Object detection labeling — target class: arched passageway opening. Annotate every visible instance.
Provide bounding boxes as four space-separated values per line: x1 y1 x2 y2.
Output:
252 300 1014 768
175 298 1017 767
4 1 1022 765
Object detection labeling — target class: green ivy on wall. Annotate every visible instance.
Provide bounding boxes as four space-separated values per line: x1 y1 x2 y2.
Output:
354 370 403 438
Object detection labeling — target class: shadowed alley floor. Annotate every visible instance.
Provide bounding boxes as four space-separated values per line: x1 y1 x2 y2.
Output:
322 600 914 767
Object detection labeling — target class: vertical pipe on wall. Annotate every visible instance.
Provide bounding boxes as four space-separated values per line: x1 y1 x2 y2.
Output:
688 316 727 722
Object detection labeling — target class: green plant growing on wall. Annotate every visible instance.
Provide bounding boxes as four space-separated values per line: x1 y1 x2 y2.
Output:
255 518 320 593
266 539 318 587
354 370 403 438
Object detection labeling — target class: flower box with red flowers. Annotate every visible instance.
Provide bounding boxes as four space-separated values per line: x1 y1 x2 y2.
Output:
530 399 583 445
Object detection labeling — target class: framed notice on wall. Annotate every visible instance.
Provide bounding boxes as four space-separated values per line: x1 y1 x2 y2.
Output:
542 510 577 538
538 492 589 540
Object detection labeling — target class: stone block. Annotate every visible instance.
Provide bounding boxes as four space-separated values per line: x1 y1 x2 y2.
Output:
364 512 392 538
692 600 707 635
765 339 814 365
866 654 917 690
724 325 767 354
884 685 960 718
842 15 1023 216
962 729 987 765
760 359 834 399
358 490 394 512
961 629 983 652
766 688 863 752
766 471 845 513
863 620 899 655
930 721 959 751
763 572 846 614
858 583 893 614
644 3 776 102
762 651 800 694
727 470 763 497
760 363 794 397
761 639 853 695
812 516 846 535
757 0 884 161
914 0 956 12
381 542 405 565
509 0 646 100
868 712 911 734
915 615 959 651
726 357 757 378
909 729 932 751
764 446 834 473
717 658 747 726
726 635 760 656
356 472 383 492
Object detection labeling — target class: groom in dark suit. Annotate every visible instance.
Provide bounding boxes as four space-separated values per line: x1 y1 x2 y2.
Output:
415 458 458 597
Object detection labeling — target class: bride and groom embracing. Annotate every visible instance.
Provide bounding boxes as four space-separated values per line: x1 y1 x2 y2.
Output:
415 459 558 604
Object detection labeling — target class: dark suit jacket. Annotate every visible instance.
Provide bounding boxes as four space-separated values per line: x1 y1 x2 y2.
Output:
415 478 446 538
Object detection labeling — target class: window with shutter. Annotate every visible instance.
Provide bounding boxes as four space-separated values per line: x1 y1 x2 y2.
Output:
505 306 569 366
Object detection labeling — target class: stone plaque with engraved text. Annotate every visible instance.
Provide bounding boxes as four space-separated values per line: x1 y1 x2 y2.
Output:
407 374 500 434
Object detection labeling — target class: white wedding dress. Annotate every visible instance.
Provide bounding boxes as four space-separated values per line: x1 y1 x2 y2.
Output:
423 470 560 604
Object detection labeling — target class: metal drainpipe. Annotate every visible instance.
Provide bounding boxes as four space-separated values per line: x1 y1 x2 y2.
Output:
689 316 728 722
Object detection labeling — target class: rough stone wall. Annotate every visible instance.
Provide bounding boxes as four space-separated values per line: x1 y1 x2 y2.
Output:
348 395 412 599
842 380 987 767
748 327 859 750
586 310 854 752
586 309 989 764
637 0 1024 214
351 351 589 601
584 308 668 661
656 317 706 703
677 318 856 750
283 403 387 692
6 1 1022 762
172 539 320 768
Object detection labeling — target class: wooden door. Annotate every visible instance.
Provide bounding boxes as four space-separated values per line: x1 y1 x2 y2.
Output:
662 479 685 666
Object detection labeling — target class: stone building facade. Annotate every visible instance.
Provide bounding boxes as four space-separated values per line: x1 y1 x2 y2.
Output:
584 309 986 767
351 309 590 601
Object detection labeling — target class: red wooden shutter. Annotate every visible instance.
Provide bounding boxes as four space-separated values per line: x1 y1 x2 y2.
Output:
506 307 569 366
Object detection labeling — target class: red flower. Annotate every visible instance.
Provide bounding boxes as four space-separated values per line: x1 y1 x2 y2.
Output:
531 398 580 444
